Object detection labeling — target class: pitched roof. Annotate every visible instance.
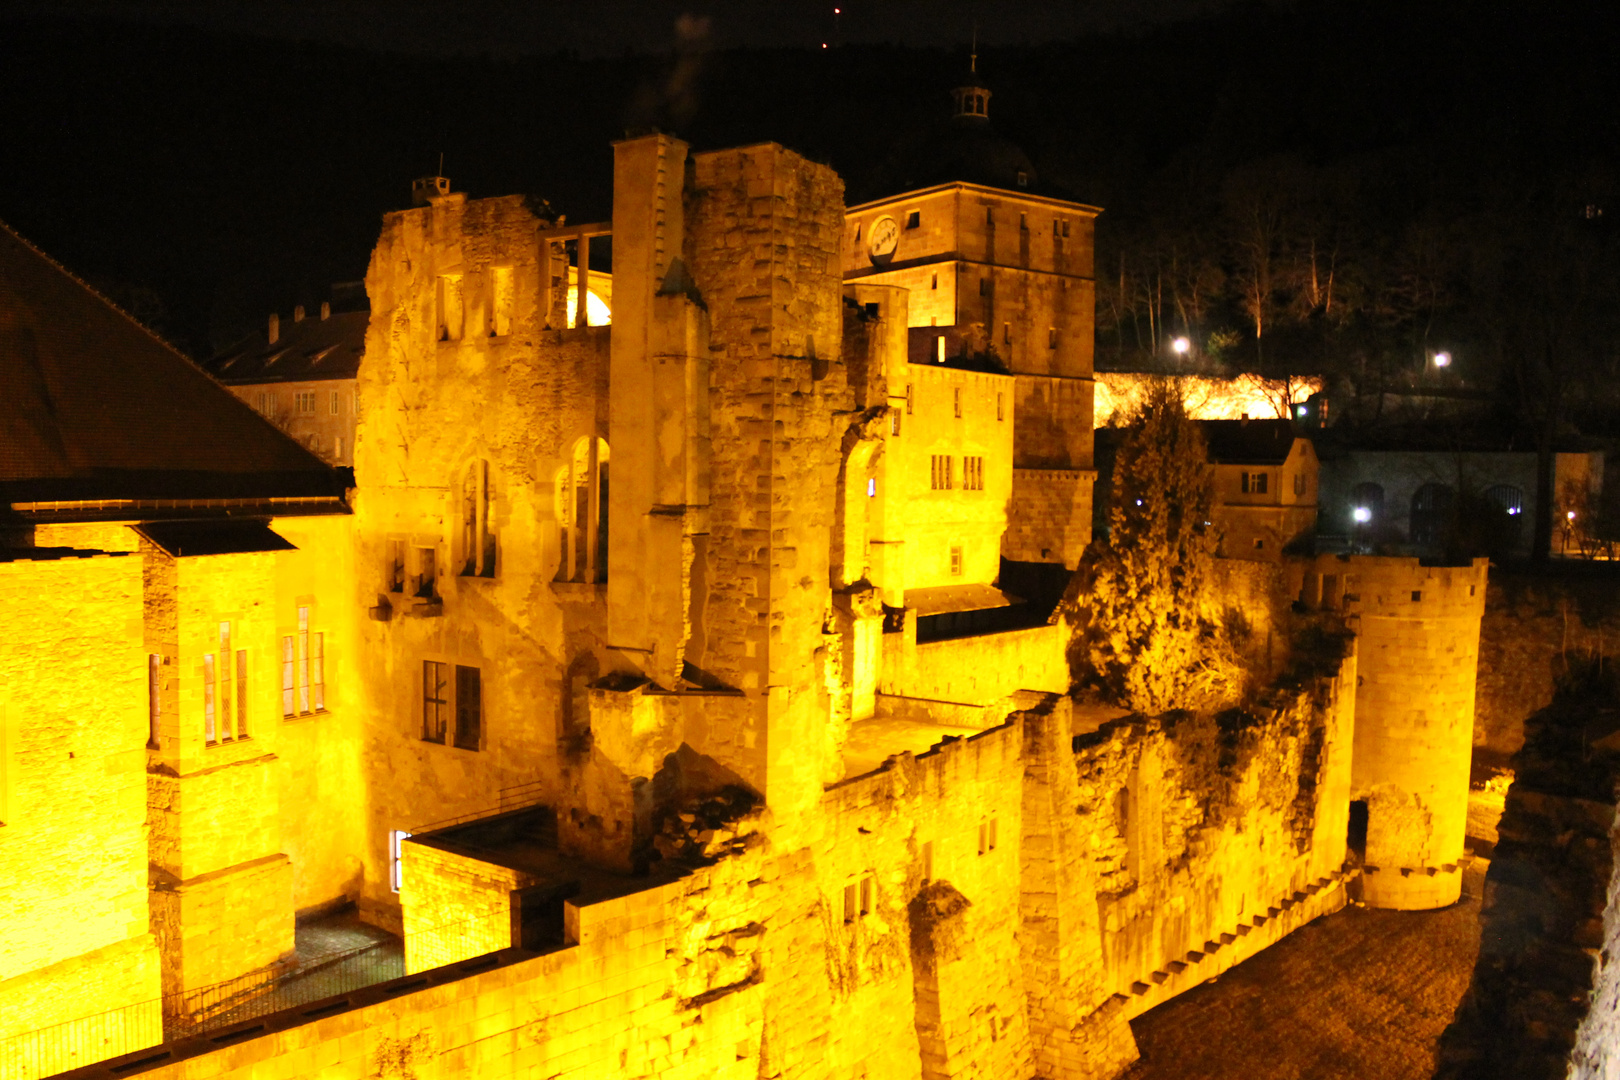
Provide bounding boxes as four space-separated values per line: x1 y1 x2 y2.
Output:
1198 418 1301 466
205 309 367 385
0 221 344 506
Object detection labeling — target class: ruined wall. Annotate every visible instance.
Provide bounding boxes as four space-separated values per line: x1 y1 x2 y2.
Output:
1433 699 1620 1080
354 189 612 923
0 551 162 1059
1474 568 1620 758
880 623 1069 705
1077 659 1358 1014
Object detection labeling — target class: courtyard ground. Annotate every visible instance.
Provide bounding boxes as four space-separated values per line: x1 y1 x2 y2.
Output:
1122 876 1483 1080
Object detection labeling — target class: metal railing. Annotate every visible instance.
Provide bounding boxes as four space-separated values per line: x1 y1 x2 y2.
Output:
0 1000 162 1080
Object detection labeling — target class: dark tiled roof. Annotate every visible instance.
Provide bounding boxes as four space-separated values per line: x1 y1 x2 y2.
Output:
0 221 343 503
135 519 297 557
205 309 367 385
1199 418 1300 465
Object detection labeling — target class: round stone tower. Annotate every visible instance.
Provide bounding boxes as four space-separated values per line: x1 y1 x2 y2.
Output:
1301 554 1488 909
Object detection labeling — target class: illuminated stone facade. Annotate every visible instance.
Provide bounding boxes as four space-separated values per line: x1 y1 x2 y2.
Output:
0 120 1495 1080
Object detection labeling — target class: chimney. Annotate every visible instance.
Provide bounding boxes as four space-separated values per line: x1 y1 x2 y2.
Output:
320 301 331 321
268 313 280 344
294 305 306 323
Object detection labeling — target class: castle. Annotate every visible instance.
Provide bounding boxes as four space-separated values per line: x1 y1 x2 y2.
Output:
0 76 1486 1080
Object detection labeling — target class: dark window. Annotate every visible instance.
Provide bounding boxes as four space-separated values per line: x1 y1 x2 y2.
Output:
416 547 437 599
906 211 920 229
423 661 449 743
1410 483 1455 547
387 539 406 593
454 665 482 750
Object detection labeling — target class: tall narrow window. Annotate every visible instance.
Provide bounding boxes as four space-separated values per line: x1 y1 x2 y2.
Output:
330 391 340 415
859 876 873 915
906 384 914 414
297 607 311 715
891 410 901 436
843 883 858 923
954 387 962 418
218 623 233 739
921 840 934 882
282 636 295 717
311 633 325 712
436 274 464 341
460 461 496 577
203 654 217 744
235 650 248 738
490 266 514 337
1019 212 1027 231
389 830 411 893
950 546 963 576
454 665 482 751
930 273 938 290
387 539 406 593
1003 322 1011 345
906 210 920 229
1048 327 1058 349
416 547 437 599
997 392 1005 421
148 654 162 749
423 661 449 744
555 439 609 584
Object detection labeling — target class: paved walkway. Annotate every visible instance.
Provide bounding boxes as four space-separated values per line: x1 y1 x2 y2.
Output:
1123 887 1482 1080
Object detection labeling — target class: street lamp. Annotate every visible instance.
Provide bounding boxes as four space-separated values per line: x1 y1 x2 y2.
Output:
1353 507 1372 524
1171 337 1191 356
1433 351 1451 368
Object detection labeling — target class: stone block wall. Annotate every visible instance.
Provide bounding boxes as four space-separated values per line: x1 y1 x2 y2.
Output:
0 551 162 1053
400 840 542 973
1003 468 1094 567
881 623 1069 705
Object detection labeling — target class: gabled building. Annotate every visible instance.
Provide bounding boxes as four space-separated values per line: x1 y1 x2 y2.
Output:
1200 418 1319 561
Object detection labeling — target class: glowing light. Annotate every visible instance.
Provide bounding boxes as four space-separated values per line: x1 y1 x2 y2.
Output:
1353 507 1372 524
1296 405 1308 417
1507 507 1520 516
822 42 828 48
564 288 612 328
1171 337 1191 355
866 478 876 497
1433 351 1451 368
1569 510 1578 521
1135 499 1144 506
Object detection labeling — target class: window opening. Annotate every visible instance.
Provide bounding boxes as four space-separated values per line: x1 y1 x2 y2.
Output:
436 273 464 341
203 653 217 745
1048 327 1058 349
147 654 162 749
490 266 514 337
423 661 449 744
964 457 984 491
235 649 248 738
931 455 955 491
996 393 1005 421
954 387 962 418
906 211 920 229
390 830 412 893
843 883 858 923
950 545 964 577
387 540 406 593
921 840 934 882
906 384 914 414
330 391 340 415
454 665 482 751
931 273 938 290
282 636 296 717
556 438 610 583
416 547 437 599
460 460 496 577
859 876 873 915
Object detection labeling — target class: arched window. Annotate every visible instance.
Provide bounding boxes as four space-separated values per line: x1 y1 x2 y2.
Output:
1484 484 1525 518
1350 482 1385 528
555 437 609 583
459 460 496 578
1410 483 1455 547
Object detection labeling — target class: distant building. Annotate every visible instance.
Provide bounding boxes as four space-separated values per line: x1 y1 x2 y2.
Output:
204 300 366 466
1201 418 1320 561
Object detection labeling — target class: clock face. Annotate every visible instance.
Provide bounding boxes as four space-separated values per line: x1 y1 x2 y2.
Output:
867 216 900 263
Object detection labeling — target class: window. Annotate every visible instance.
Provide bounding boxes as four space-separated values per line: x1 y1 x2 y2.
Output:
954 387 962 418
843 883 858 923
921 840 934 882
936 337 946 363
1048 327 1058 349
555 438 610 584
950 545 963 576
979 277 990 297
979 818 998 854
233 650 247 737
854 223 861 244
986 207 994 226
295 391 317 415
906 210 920 229
387 539 406 593
453 665 482 751
963 457 985 491
996 393 1005 421
490 266 514 337
1062 220 1071 238
218 623 233 739
329 391 340 415
1410 483 1455 547
203 653 216 745
1411 590 1423 603
459 460 496 577
283 607 325 718
859 876 873 915
905 384 914 414
255 391 269 413
423 661 449 743
931 273 938 290
1016 170 1028 187
416 547 437 599
1241 471 1269 494
148 654 162 749
335 436 344 460
891 409 901 436
389 830 412 893
1019 212 1028 231
437 274 464 341
931 455 954 490
1294 472 1307 496
1003 322 1011 345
